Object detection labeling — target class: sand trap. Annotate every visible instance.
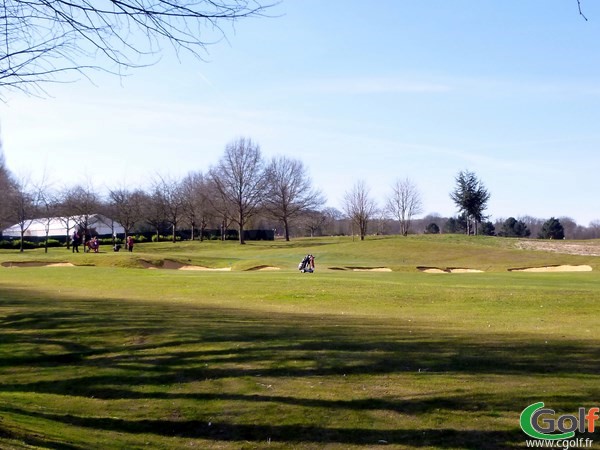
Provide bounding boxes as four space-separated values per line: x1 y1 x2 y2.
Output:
139 259 230 271
449 268 484 273
1 261 75 268
418 266 483 273
246 265 280 271
509 265 592 273
179 266 231 271
352 267 392 272
421 268 449 274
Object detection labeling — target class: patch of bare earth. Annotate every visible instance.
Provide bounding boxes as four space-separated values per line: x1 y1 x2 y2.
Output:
509 265 592 273
516 240 600 256
351 267 392 272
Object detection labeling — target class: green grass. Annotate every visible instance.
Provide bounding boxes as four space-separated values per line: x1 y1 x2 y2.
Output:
0 236 599 449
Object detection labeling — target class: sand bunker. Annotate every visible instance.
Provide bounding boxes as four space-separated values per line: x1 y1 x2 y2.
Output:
246 265 280 271
418 266 483 274
1 262 75 268
327 266 392 272
140 260 231 271
509 265 592 273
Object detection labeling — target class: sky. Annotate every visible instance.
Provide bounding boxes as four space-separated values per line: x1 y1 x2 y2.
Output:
2 0 600 225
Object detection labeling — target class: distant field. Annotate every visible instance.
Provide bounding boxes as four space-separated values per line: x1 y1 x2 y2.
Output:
0 235 598 449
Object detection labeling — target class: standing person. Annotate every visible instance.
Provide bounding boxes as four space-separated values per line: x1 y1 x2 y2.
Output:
72 230 80 253
127 235 134 252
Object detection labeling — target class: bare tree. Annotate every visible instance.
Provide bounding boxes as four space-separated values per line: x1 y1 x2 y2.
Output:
60 182 101 242
205 176 235 241
0 0 275 96
300 210 327 238
209 137 267 244
264 156 325 241
181 171 212 241
108 186 144 240
0 147 18 229
6 174 37 251
343 180 378 241
153 175 184 243
589 220 600 239
140 187 168 242
386 178 423 236
34 175 59 253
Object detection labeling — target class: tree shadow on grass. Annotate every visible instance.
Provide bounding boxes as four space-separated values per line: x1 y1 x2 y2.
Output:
3 405 526 449
0 285 599 449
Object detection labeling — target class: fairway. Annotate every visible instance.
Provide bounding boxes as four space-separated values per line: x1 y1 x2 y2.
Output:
0 236 599 449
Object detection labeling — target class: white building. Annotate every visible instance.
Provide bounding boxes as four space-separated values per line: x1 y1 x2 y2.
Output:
2 214 125 238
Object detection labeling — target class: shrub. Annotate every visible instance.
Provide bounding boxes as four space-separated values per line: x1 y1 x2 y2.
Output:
424 223 440 234
40 239 63 248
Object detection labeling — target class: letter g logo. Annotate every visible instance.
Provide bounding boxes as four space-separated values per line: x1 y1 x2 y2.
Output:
520 402 576 440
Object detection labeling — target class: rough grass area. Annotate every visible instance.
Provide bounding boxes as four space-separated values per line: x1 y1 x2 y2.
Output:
0 236 599 449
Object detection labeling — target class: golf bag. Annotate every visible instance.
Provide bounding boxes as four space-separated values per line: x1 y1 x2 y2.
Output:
298 254 315 273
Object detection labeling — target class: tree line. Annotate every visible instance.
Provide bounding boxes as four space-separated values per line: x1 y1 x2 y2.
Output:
1 140 599 252
0 137 327 249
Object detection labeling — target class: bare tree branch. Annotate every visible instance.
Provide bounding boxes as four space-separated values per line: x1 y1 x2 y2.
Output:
0 0 276 96
577 0 588 21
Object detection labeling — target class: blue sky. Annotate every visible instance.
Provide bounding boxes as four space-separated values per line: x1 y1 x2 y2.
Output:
2 0 600 225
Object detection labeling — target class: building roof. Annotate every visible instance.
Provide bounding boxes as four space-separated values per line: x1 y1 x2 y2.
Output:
2 214 125 238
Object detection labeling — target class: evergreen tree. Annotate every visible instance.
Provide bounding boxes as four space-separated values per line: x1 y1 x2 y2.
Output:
499 217 531 237
425 223 440 234
538 217 565 239
449 170 491 235
478 221 496 236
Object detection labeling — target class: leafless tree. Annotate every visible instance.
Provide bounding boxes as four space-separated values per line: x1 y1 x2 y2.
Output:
589 220 600 239
205 176 235 241
264 156 325 241
181 171 211 241
0 0 275 96
34 175 59 252
559 216 579 239
343 180 378 241
209 137 267 244
153 174 184 243
519 216 545 240
386 178 423 236
140 188 168 242
5 174 37 251
60 182 101 242
299 209 327 238
577 0 588 20
108 186 144 240
0 147 18 229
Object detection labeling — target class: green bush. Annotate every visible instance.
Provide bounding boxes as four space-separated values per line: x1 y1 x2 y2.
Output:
40 239 63 248
151 235 181 242
135 235 147 243
6 240 38 250
99 238 122 245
